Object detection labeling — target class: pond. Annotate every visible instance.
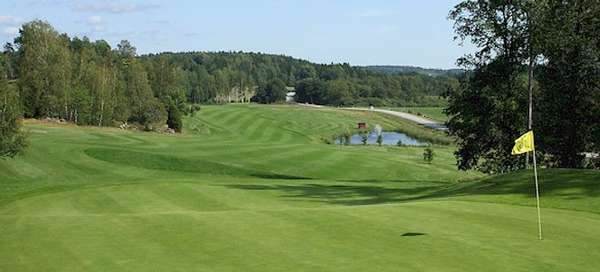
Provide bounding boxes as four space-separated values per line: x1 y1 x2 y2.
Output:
335 131 428 146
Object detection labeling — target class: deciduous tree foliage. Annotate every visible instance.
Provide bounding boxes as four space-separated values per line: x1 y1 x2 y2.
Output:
16 21 72 118
166 101 183 133
448 0 599 171
10 21 169 131
536 0 600 168
252 78 286 104
0 55 27 157
448 0 531 173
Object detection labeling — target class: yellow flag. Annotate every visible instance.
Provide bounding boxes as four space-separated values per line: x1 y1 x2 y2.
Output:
512 131 535 155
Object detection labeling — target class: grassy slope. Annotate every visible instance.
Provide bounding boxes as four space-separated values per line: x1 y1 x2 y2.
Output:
0 104 598 272
390 107 448 123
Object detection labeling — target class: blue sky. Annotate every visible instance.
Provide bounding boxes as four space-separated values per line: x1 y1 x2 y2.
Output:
0 0 474 69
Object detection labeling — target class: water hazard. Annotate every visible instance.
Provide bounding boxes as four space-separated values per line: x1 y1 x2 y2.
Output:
336 131 427 146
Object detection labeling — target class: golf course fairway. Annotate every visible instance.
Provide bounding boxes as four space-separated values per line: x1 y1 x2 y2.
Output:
1 104 599 271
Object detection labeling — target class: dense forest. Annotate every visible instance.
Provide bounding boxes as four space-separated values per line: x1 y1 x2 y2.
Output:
362 65 464 77
140 52 458 107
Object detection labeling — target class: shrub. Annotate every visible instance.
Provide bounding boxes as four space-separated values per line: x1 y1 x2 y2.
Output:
140 98 167 131
189 104 202 116
167 102 183 133
423 147 434 163
359 130 369 145
376 134 383 146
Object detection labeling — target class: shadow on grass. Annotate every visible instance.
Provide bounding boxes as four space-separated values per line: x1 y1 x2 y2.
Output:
225 183 445 205
249 173 312 180
225 169 600 206
85 147 312 180
402 232 426 237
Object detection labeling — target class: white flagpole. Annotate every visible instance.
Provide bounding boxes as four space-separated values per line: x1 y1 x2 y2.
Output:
532 148 543 240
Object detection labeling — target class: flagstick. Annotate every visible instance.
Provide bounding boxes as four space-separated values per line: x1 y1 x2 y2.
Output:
532 149 543 240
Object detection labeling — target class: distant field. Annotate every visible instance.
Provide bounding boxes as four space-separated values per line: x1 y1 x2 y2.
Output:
1 104 599 272
389 107 448 123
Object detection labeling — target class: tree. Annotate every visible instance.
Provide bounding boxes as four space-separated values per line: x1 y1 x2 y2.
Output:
117 40 136 58
166 100 183 132
252 78 286 104
446 61 529 173
295 78 326 105
70 87 91 125
447 1 532 173
2 43 17 79
423 147 435 164
295 64 317 80
449 0 530 68
140 98 166 131
147 55 185 101
536 0 600 168
359 130 369 145
325 79 353 106
0 56 27 157
320 65 345 80
15 20 72 118
122 59 166 129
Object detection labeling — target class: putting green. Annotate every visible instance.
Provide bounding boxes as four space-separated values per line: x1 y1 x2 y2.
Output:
1 104 598 271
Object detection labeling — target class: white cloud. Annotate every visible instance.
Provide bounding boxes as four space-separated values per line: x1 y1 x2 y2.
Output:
87 15 102 25
80 15 105 33
75 1 159 14
90 25 105 32
0 15 17 24
2 26 19 36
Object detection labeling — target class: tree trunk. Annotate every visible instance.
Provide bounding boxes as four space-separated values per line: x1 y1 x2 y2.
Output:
98 99 104 127
64 103 68 121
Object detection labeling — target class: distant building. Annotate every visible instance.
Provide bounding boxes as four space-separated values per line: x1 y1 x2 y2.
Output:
285 87 296 103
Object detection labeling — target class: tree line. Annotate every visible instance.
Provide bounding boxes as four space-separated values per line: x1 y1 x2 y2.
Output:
3 21 185 133
2 23 462 116
141 51 459 107
0 20 460 157
447 0 599 172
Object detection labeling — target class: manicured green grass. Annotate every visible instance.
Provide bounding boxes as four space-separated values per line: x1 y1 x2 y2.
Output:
390 106 448 123
1 104 598 271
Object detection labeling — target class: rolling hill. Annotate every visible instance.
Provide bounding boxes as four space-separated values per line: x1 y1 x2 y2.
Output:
0 104 598 272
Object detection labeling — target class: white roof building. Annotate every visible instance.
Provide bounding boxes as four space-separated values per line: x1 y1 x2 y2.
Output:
286 92 296 103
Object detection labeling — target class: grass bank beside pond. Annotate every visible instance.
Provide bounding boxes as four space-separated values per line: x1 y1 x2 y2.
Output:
388 106 449 123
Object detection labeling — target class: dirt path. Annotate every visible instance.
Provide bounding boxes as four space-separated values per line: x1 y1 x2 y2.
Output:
344 107 448 131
